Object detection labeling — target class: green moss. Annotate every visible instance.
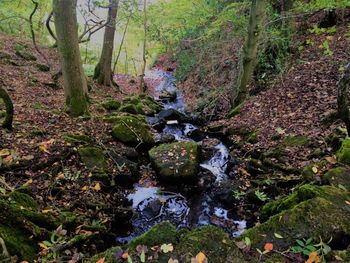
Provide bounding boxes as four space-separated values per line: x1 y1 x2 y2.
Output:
261 184 350 220
302 165 315 182
336 138 350 165
64 133 92 144
111 115 155 146
127 221 178 250
149 142 200 181
15 50 37 61
177 226 246 263
247 129 260 144
58 211 84 229
78 146 106 172
284 136 309 146
8 191 39 210
36 63 50 72
121 95 163 116
102 99 121 111
323 167 350 191
243 196 350 250
228 103 243 118
89 247 122 263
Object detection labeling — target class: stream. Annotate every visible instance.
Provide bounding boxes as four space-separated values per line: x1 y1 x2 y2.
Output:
116 69 246 243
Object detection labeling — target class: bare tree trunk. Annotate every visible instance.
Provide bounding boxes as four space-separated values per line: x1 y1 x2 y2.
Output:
140 0 147 93
338 63 350 136
113 12 132 73
94 0 119 86
53 0 88 117
232 0 266 107
0 87 13 130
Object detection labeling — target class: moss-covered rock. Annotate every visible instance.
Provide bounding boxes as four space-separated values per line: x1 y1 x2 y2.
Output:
64 133 93 145
336 138 350 165
36 63 50 72
78 146 107 173
111 115 155 147
121 94 163 116
323 167 350 191
113 156 140 186
177 226 246 263
15 50 37 61
284 136 309 146
128 221 178 250
0 194 57 260
149 142 200 182
245 185 350 251
102 99 121 111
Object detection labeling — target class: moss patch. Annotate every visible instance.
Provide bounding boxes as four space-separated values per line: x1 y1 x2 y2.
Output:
323 167 350 191
337 138 350 165
149 142 200 182
78 146 107 173
111 115 154 147
284 136 309 146
102 99 121 111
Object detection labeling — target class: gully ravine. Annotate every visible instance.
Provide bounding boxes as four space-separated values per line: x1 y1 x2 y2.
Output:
117 69 247 244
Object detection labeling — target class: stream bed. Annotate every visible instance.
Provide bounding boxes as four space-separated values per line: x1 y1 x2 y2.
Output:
117 69 246 243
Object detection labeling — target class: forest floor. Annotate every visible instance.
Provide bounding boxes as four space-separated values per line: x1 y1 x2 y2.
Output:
0 9 350 263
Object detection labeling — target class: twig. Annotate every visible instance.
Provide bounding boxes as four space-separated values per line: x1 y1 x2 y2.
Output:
0 238 9 258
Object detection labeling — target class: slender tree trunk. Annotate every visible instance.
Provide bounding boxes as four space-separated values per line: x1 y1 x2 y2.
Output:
140 0 147 93
232 0 266 107
338 63 350 136
0 86 14 130
113 12 132 73
53 0 88 117
94 0 119 86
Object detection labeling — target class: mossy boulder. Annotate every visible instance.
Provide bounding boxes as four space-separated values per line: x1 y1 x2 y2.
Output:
113 156 140 186
323 167 350 191
176 226 246 263
90 222 246 263
149 141 200 182
102 99 121 111
64 133 93 145
244 185 350 251
336 137 350 165
0 193 57 260
121 94 163 116
78 146 107 173
284 136 309 147
15 50 37 61
111 115 155 147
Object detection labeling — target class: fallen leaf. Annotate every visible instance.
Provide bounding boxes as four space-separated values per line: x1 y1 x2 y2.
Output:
38 242 49 250
159 198 167 203
160 244 174 253
96 257 105 263
325 156 337 164
122 252 129 259
0 149 10 157
81 186 88 191
94 183 101 192
42 209 53 214
168 259 179 263
345 200 350 205
312 166 318 174
195 252 207 263
274 233 283 239
22 155 35 161
264 243 273 252
23 178 33 186
306 251 320 263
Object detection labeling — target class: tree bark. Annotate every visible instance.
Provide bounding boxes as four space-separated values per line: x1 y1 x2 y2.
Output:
140 0 147 93
94 0 119 86
338 63 350 136
53 0 88 117
0 87 14 130
232 0 266 107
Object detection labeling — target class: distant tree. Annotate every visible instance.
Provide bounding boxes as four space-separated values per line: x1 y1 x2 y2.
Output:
140 0 147 92
232 0 266 107
0 86 13 130
53 0 88 116
94 0 120 87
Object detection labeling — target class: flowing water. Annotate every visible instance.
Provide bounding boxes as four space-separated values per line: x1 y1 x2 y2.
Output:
117 69 246 243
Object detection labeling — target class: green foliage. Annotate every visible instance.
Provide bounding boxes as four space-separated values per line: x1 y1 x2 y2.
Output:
295 0 350 11
255 189 269 202
0 0 51 41
291 237 332 261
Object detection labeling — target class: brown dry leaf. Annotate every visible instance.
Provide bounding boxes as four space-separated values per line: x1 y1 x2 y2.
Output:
168 259 179 263
96 257 105 263
0 149 11 157
122 252 129 259
325 156 337 164
195 252 207 263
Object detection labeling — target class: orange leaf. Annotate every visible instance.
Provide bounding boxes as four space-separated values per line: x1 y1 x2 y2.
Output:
122 252 129 259
195 252 207 263
96 257 105 263
159 198 167 203
94 183 101 192
264 243 273 252
305 251 320 263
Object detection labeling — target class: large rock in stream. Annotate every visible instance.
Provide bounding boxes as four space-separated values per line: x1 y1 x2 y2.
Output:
242 184 350 250
149 141 200 182
110 115 155 147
